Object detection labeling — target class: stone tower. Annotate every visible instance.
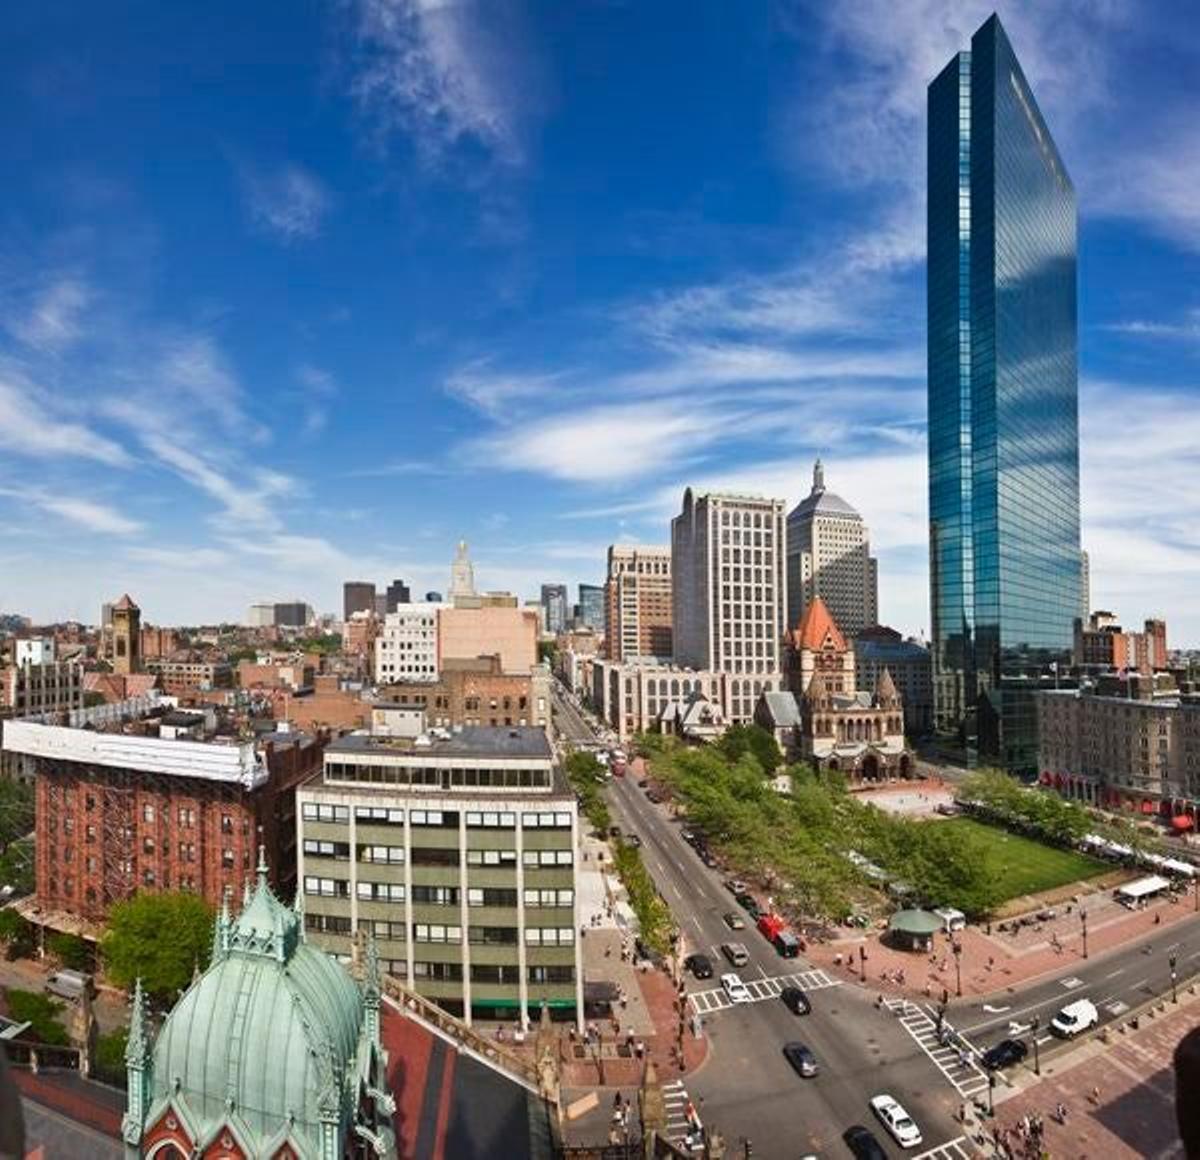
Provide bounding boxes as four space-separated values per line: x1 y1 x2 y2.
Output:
449 540 476 600
110 594 141 676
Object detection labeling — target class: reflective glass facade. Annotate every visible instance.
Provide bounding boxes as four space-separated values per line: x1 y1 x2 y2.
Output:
928 15 1081 772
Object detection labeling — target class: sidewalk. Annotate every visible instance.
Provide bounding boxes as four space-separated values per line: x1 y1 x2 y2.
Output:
805 887 1200 1004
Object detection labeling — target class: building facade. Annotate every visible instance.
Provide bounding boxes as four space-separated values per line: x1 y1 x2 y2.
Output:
576 584 605 635
246 602 276 628
385 579 411 613
589 660 730 742
145 657 234 695
1037 679 1200 814
785 460 878 639
0 659 84 718
671 489 786 723
2 695 324 933
928 14 1081 770
110 594 142 676
297 726 582 1028
375 604 444 684
540 585 568 637
853 626 934 737
603 545 673 663
438 605 539 675
344 581 377 621
449 541 476 601
273 601 310 629
1074 612 1168 675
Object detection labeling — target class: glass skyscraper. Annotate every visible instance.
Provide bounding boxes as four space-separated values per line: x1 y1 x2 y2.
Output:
928 14 1081 772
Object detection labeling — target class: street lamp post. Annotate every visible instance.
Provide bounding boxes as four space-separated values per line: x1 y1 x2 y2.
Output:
1171 953 1178 1003
952 940 963 998
988 1073 996 1118
1080 909 1089 960
859 944 867 983
1032 1016 1041 1075
1194 874 1198 914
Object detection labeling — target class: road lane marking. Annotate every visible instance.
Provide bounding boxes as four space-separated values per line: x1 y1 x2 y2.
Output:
884 998 990 1099
913 1137 973 1160
688 968 840 1015
1105 969 1125 979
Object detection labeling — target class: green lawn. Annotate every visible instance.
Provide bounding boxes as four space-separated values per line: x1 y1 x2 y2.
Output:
940 817 1108 902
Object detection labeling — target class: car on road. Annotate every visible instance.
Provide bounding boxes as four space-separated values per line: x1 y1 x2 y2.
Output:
637 779 650 788
685 953 714 980
780 986 811 1015
782 1042 819 1077
645 790 662 804
700 850 718 868
608 825 622 838
624 833 642 848
843 1125 889 1160
1050 998 1099 1038
723 911 746 930
725 878 748 894
720 973 752 1003
720 942 749 967
681 828 695 843
869 1093 923 1148
982 1038 1028 1070
734 892 761 919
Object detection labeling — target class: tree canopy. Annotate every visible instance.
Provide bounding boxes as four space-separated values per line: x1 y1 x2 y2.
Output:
101 892 214 1001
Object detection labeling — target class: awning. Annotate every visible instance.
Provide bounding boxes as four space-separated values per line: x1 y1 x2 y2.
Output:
1141 800 1156 815
887 909 944 937
584 982 620 1003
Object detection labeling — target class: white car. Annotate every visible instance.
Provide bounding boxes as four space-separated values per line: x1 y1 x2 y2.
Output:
870 1094 923 1149
720 973 752 1004
1050 998 1098 1038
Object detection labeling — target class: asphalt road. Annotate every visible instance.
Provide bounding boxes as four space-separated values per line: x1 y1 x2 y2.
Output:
609 773 968 1160
551 682 602 744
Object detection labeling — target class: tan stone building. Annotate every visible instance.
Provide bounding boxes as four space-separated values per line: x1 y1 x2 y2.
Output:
379 655 551 731
438 605 539 674
1037 676 1200 814
603 545 673 662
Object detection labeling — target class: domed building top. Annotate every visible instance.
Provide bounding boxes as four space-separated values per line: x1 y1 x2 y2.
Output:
789 459 863 521
124 851 394 1159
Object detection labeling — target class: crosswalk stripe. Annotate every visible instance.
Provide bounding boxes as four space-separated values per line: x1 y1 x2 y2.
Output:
687 966 841 1015
883 999 990 1098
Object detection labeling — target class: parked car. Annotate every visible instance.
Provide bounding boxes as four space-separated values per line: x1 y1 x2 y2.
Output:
725 878 748 895
782 1042 818 1077
933 906 967 933
700 850 718 868
680 829 696 844
685 953 714 980
780 986 811 1015
637 779 650 789
870 1093 923 1148
608 825 622 838
734 891 758 912
45 969 95 1002
1050 999 1098 1038
982 1038 1028 1070
624 833 642 848
843 1125 889 1160
645 791 662 804
720 973 752 1004
721 942 749 967
723 911 746 930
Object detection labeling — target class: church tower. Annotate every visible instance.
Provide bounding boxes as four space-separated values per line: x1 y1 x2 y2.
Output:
110 594 141 676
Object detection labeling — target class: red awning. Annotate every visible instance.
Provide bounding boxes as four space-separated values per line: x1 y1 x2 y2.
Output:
1141 800 1156 815
1172 816 1195 833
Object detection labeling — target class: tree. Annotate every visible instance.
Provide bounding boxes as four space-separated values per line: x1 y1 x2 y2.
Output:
95 1028 129 1087
718 724 783 774
0 909 36 960
48 932 92 971
537 640 558 665
102 892 214 1002
0 838 34 896
4 989 68 1046
0 779 34 852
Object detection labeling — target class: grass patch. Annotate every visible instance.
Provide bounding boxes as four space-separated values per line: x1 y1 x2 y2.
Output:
939 817 1107 901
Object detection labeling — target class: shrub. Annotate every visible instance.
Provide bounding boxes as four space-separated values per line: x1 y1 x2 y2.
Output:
48 932 92 972
5 988 69 1046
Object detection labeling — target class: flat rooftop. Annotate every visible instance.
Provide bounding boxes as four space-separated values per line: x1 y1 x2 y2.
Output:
328 725 553 761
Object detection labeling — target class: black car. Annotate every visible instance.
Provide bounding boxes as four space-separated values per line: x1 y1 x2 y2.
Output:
982 1038 1028 1070
843 1125 889 1160
625 833 642 848
735 891 757 911
645 790 662 804
701 852 718 869
685 953 714 980
780 986 811 1015
637 779 650 789
782 1041 818 1077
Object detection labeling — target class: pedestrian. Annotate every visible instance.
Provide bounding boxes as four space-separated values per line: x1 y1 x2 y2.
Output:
1090 1085 1100 1105
987 956 995 972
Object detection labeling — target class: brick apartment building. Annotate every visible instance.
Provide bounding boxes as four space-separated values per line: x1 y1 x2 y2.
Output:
1 694 326 934
378 655 551 731
603 544 673 662
145 654 234 695
1074 612 1168 674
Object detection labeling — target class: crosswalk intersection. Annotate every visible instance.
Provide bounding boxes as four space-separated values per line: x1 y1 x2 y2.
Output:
687 967 840 1015
884 998 990 1099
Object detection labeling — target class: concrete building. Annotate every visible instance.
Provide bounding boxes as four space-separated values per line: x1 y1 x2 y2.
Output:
0 693 325 934
386 578 411 613
671 488 786 723
14 638 55 667
145 656 233 695
1 658 84 719
603 545 673 663
376 604 445 684
246 602 276 628
576 584 604 634
853 626 934 736
786 460 878 640
110 594 141 676
449 540 476 601
1037 676 1200 813
1074 612 1168 675
540 584 568 636
297 724 582 1027
138 625 177 661
377 655 551 732
343 580 377 621
590 659 731 742
273 601 310 629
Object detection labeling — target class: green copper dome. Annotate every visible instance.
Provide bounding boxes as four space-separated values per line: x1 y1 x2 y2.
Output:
142 857 382 1155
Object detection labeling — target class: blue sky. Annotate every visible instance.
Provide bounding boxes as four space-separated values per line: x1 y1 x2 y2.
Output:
1 1 1199 640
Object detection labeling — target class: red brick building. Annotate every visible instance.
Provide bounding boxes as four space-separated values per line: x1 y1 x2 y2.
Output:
3 700 325 932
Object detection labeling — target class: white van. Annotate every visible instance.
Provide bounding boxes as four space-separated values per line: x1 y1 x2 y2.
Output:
1050 998 1098 1038
46 969 95 1002
934 907 966 933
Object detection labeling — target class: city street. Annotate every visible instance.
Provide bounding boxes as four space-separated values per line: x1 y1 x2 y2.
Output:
551 682 601 744
609 772 969 1159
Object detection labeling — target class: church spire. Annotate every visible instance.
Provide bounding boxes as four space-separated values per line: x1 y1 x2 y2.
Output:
122 978 153 1149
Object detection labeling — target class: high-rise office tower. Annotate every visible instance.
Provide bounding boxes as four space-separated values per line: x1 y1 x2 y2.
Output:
603 546 673 662
672 489 786 723
540 584 568 635
786 460 879 639
928 14 1081 770
577 584 605 633
385 578 411 613
343 581 376 621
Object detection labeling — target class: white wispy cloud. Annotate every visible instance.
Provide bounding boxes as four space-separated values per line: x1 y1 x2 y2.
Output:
445 361 565 418
349 0 534 167
0 486 142 535
240 163 331 242
1103 309 1200 340
296 363 339 435
0 367 130 466
4 277 90 352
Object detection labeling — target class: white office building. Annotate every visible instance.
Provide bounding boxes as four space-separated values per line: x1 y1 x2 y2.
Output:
375 603 446 684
